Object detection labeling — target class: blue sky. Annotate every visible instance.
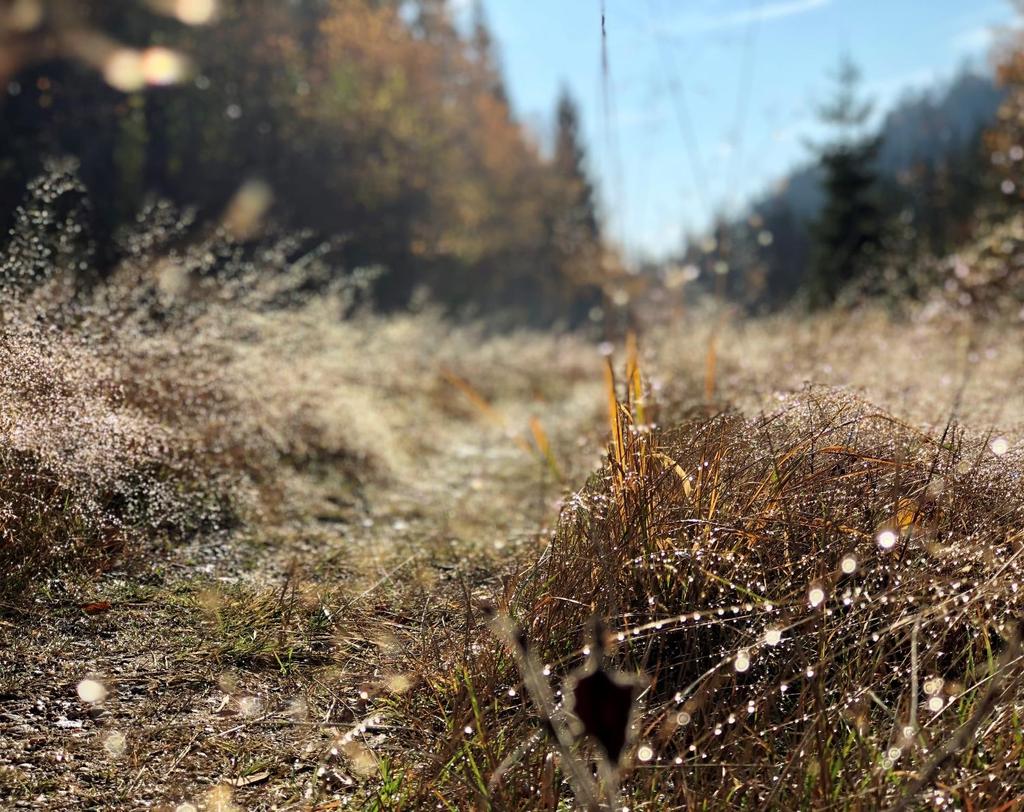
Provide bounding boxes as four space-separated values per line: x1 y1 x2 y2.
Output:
472 0 1018 259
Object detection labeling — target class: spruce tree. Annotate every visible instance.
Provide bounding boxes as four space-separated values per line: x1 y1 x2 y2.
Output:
550 88 603 322
553 89 601 254
808 57 883 307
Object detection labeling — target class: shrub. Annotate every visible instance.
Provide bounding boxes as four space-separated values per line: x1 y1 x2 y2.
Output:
0 161 380 601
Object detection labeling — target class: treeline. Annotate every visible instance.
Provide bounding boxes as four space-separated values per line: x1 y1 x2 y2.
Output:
0 0 606 325
677 59 1018 311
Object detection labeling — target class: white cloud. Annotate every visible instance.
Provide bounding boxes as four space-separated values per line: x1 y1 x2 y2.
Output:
711 0 831 29
657 0 833 36
952 25 994 54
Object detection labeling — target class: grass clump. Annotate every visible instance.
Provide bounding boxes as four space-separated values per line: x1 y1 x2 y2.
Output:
196 580 337 670
0 161 386 603
396 375 1024 810
0 315 247 602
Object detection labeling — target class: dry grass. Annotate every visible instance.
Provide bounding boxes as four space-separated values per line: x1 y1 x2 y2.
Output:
7 186 1024 808
0 313 250 600
398 378 1024 809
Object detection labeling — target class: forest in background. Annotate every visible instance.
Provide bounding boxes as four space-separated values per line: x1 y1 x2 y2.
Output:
676 68 1007 309
7 0 1024 327
0 0 608 326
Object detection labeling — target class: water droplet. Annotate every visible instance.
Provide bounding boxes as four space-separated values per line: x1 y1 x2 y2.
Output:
877 530 897 550
103 731 127 757
141 47 189 86
238 696 260 717
103 50 145 92
77 679 107 704
174 0 217 25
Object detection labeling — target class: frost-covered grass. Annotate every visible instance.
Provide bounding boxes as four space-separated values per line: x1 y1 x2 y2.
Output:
6 167 1024 809
7 285 1024 809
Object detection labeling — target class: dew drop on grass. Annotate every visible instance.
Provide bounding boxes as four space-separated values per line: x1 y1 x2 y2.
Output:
637 744 654 762
841 555 857 574
808 586 825 607
282 700 308 727
103 731 127 757
205 784 239 812
238 696 260 717
103 50 145 92
877 530 898 550
735 650 750 672
77 679 107 704
764 628 782 646
175 0 217 25
141 47 189 86
991 437 1010 456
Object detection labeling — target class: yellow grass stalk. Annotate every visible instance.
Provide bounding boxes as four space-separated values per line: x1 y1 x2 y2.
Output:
704 333 718 404
440 366 533 454
529 416 564 482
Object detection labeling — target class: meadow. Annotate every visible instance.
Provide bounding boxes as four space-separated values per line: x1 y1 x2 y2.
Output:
3 190 1024 810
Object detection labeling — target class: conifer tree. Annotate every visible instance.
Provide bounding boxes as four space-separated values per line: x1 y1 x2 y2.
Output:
807 57 883 307
549 88 603 320
470 0 508 106
552 89 601 258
